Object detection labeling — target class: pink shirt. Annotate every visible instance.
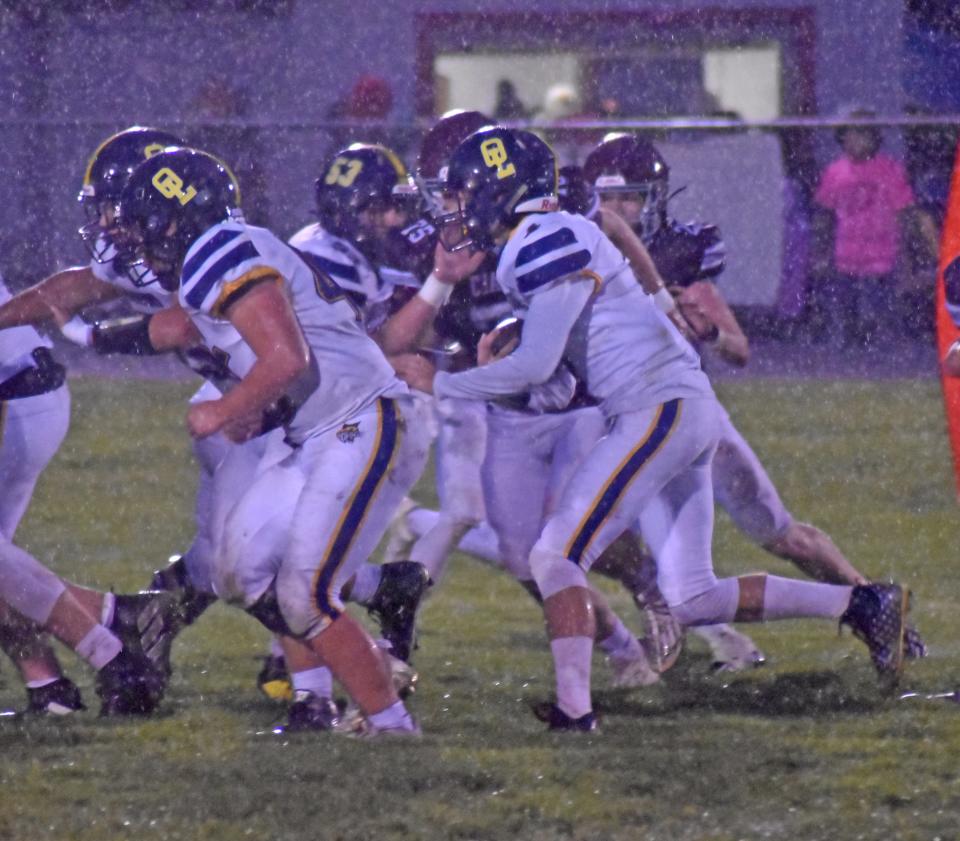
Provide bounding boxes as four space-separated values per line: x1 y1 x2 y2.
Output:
814 153 914 276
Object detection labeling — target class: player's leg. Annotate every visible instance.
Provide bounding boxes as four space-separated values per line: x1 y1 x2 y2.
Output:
641 447 910 682
405 397 488 583
278 397 430 734
0 387 79 711
530 398 717 728
0 538 173 714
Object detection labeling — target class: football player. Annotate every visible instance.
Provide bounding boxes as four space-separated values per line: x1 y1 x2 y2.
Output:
400 126 913 730
0 271 80 715
386 112 663 686
116 147 436 735
582 133 926 663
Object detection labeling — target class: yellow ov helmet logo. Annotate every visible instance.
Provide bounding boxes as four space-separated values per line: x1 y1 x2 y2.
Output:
152 167 197 206
480 138 516 180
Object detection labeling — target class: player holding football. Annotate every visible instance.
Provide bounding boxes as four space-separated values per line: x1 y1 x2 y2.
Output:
399 126 913 730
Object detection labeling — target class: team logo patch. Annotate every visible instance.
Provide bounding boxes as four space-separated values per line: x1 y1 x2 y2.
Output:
336 422 361 443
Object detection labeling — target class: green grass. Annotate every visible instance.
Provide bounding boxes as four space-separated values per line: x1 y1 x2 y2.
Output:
2 376 960 841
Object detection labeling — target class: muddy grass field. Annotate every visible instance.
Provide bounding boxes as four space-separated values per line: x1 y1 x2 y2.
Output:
2 376 958 841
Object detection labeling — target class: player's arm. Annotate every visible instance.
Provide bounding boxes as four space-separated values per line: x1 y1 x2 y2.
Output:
598 208 692 338
599 207 667 295
423 276 593 398
0 266 121 329
186 278 309 440
675 280 750 366
374 242 484 356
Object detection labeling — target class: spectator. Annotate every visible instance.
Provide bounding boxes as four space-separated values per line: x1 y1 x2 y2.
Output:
810 110 924 348
492 79 529 121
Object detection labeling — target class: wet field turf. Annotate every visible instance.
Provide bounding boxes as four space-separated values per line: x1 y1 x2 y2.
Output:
2 376 958 841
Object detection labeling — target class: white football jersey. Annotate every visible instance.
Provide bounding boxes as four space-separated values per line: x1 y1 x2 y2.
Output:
287 223 394 334
178 220 405 442
497 210 712 415
0 275 51 369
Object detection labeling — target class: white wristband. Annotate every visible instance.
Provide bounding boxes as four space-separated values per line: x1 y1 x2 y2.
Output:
60 316 94 347
416 273 454 308
653 286 676 314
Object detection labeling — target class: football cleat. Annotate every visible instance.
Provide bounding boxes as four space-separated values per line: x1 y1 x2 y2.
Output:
366 561 431 663
384 650 418 699
95 650 167 716
608 644 660 689
281 690 340 732
903 623 928 659
148 555 218 628
690 624 766 673
257 654 293 703
109 591 180 677
633 589 684 674
27 677 86 716
532 701 598 732
840 582 909 681
381 497 419 566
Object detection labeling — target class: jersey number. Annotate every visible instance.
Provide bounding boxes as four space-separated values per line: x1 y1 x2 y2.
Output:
324 157 364 188
293 248 363 322
480 138 516 180
152 168 197 206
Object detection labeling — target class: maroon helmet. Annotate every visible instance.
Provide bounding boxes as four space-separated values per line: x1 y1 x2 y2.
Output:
583 133 670 240
417 109 494 188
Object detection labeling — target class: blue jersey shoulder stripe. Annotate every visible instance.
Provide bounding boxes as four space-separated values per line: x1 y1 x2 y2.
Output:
515 227 577 268
516 249 591 293
181 229 242 283
185 240 260 310
302 252 360 283
945 256 960 308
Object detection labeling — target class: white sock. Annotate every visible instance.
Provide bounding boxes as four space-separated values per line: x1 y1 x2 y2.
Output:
291 666 333 698
26 676 60 689
597 618 635 657
349 564 382 605
762 576 854 620
100 592 116 627
76 625 123 671
367 700 415 731
550 636 593 719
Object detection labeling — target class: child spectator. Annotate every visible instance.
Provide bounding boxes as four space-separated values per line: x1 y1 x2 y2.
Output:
811 110 919 347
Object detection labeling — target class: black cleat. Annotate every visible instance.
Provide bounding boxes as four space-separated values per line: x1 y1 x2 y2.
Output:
280 690 340 732
903 623 928 659
840 582 909 683
257 654 292 703
532 701 598 732
27 677 86 716
149 556 217 628
366 561 431 663
110 591 180 677
95 650 167 716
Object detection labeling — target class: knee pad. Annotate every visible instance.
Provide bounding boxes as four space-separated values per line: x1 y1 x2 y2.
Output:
670 578 740 627
530 546 589 600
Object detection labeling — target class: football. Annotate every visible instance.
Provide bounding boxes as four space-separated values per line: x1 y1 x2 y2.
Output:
487 316 523 359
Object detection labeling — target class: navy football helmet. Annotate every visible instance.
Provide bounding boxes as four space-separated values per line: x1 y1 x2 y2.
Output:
78 126 185 262
441 127 558 251
116 147 241 290
583 133 670 240
315 143 419 261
